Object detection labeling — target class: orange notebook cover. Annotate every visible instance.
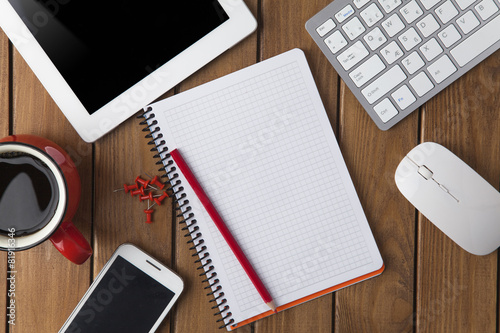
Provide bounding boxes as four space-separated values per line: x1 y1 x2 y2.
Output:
141 49 384 330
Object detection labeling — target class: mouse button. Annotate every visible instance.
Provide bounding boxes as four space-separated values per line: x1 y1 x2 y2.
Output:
407 142 441 166
395 157 422 198
395 156 419 180
453 164 500 207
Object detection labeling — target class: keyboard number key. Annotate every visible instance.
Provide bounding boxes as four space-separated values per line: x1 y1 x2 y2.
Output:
409 72 435 96
419 38 443 61
364 27 388 50
337 41 369 70
361 3 384 27
354 0 371 9
335 5 355 23
417 14 440 37
381 41 404 64
438 24 461 47
391 85 417 109
343 17 366 40
374 98 399 123
398 27 422 50
402 51 425 74
435 0 459 24
378 0 403 13
400 0 424 23
317 19 336 37
325 31 348 54
382 13 405 37
427 55 457 83
475 0 499 20
456 11 480 34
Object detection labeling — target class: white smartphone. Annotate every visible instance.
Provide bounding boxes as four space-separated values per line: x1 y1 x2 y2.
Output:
59 244 184 333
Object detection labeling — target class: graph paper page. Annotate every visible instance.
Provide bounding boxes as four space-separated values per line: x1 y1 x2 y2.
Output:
148 49 383 327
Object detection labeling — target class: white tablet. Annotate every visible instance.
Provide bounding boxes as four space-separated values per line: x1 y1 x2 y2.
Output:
0 0 256 142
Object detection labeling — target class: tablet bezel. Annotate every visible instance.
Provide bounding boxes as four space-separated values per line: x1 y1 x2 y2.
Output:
0 0 256 142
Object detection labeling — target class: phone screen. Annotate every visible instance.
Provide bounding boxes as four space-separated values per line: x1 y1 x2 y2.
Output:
65 255 175 333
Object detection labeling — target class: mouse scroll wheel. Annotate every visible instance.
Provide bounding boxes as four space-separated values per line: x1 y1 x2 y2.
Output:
418 165 433 180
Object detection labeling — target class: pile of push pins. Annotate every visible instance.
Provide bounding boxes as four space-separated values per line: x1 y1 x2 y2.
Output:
114 175 169 224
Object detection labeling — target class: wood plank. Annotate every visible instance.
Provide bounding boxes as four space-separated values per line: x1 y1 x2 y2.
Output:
10 48 92 332
336 69 419 330
0 29 10 333
417 53 500 332
256 0 338 331
92 93 176 333
172 1 258 332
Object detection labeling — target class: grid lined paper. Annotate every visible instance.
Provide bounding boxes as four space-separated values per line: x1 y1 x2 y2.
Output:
150 49 382 325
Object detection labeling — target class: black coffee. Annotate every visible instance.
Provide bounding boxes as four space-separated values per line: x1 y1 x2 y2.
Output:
0 153 60 236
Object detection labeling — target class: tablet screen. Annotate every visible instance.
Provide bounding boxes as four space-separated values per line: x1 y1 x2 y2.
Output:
9 0 229 114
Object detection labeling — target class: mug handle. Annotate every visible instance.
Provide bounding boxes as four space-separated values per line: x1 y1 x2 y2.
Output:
49 221 92 265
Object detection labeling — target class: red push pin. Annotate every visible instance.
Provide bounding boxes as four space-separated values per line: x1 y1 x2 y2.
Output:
154 191 169 206
114 183 138 193
135 176 150 188
151 176 165 190
136 176 158 190
139 193 155 202
144 209 154 224
130 187 146 197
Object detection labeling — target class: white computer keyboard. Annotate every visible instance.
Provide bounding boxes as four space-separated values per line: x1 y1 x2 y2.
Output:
306 0 500 130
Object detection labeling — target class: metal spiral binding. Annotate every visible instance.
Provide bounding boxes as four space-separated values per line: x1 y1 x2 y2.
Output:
138 108 235 329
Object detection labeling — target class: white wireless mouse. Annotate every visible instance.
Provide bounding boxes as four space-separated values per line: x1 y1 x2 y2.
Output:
395 142 500 256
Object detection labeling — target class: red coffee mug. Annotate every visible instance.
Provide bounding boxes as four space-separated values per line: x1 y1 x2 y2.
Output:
0 135 92 264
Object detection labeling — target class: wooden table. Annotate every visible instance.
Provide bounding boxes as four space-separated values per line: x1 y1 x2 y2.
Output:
1 1 500 332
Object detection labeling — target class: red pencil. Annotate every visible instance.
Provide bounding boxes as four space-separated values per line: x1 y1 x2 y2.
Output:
170 149 277 313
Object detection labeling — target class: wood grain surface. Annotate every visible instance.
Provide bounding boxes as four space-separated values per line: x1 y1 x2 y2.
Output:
1 1 500 333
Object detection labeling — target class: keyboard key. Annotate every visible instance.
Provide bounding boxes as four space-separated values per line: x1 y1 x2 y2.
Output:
410 72 434 96
378 0 403 13
317 19 336 37
435 0 459 24
382 14 405 37
450 14 500 66
361 65 407 103
381 41 404 64
398 27 422 50
349 55 386 87
364 27 388 50
374 98 399 122
337 41 369 70
361 3 384 27
335 5 355 23
343 17 366 40
427 55 457 83
455 0 476 10
420 38 443 61
400 0 424 23
417 14 440 37
475 0 499 20
391 85 417 109
438 24 461 47
354 0 371 9
456 11 480 34
402 51 425 74
419 0 440 10
325 31 348 54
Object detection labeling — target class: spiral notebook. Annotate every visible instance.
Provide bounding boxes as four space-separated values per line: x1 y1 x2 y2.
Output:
140 49 384 330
